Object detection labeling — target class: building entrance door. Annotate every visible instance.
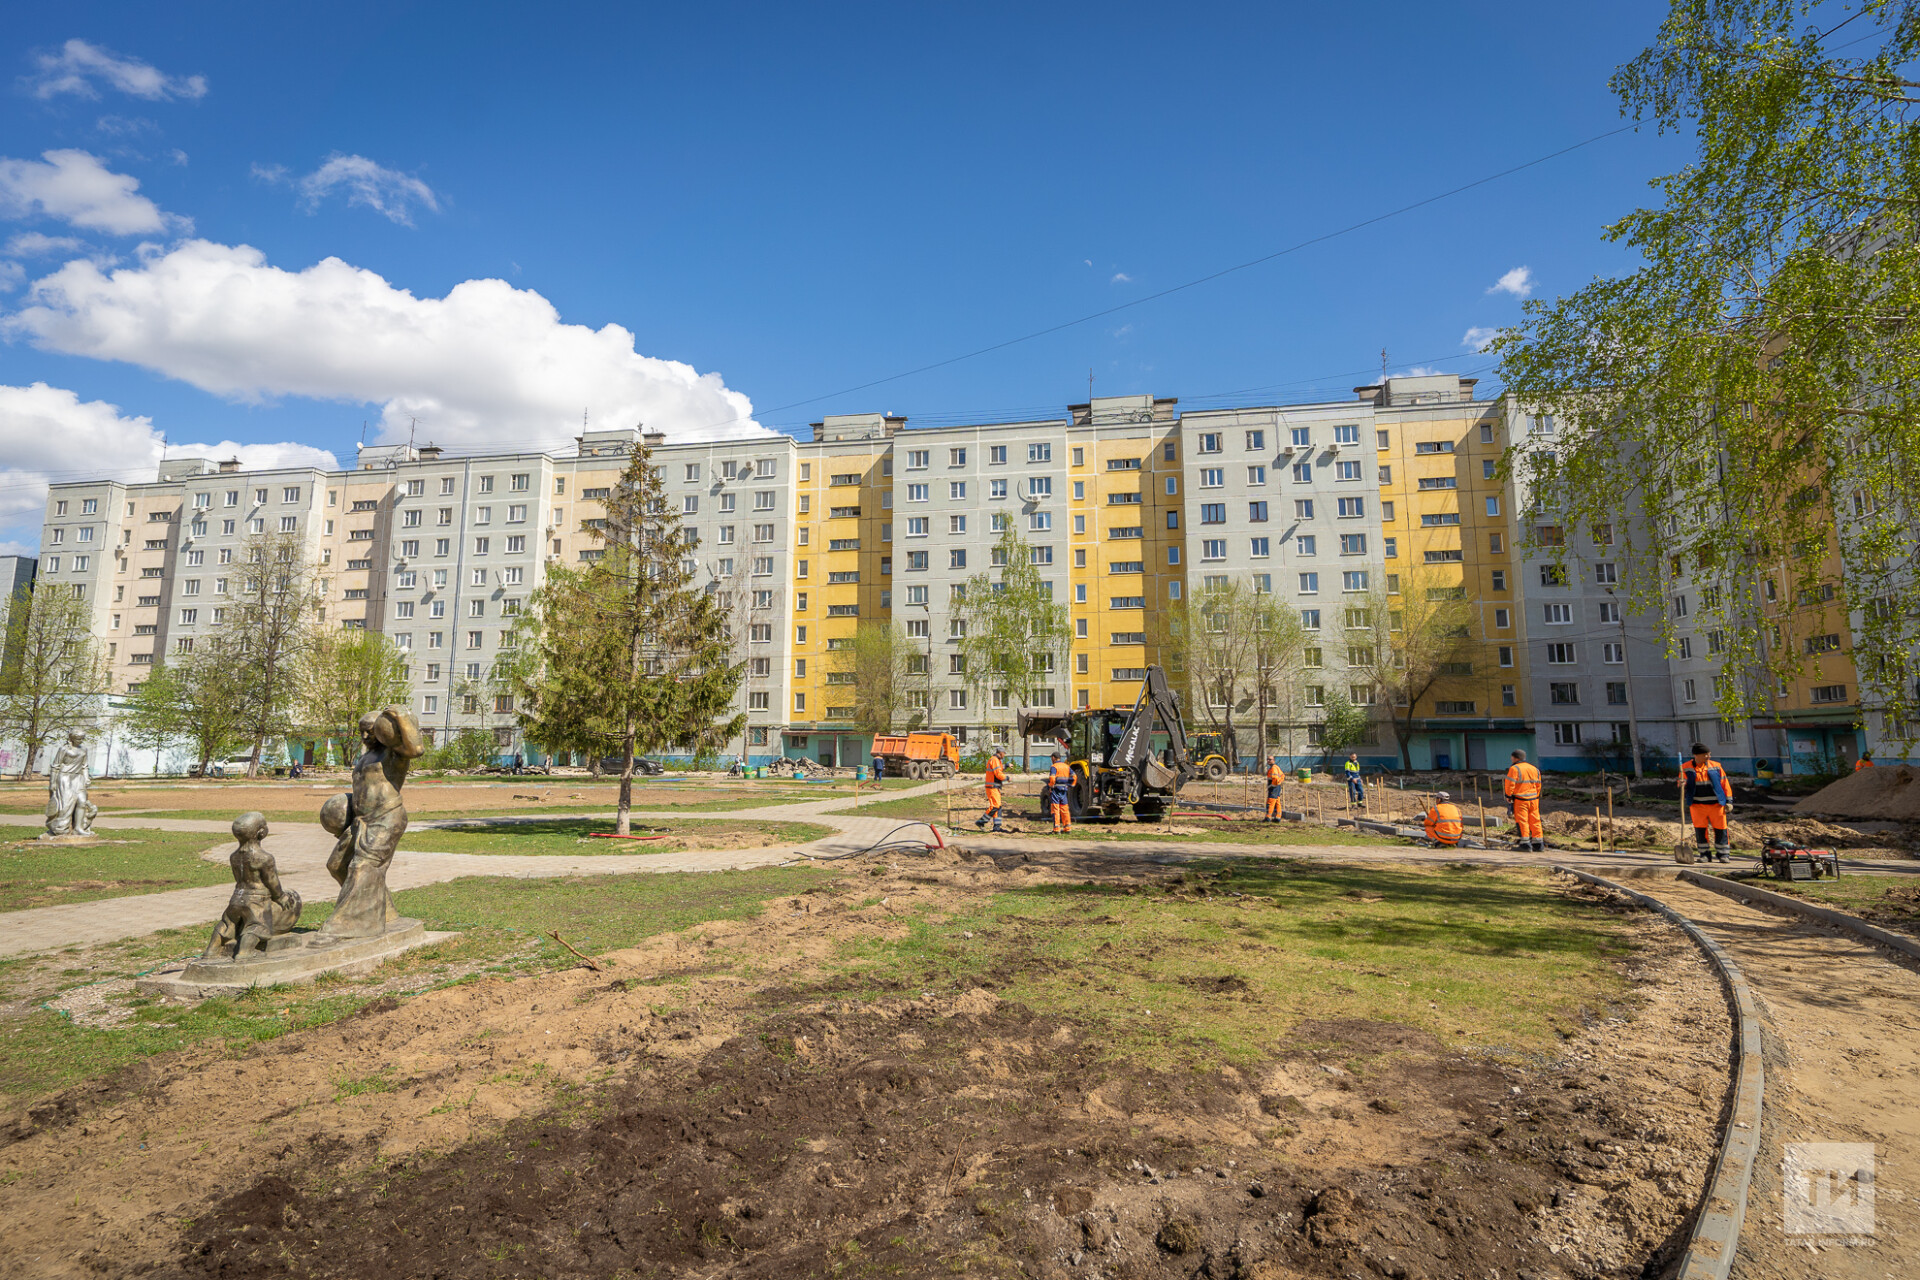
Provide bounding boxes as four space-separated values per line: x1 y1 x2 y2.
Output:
1465 737 1487 771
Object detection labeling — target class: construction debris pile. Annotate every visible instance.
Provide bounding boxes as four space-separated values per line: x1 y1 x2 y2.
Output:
1795 764 1920 821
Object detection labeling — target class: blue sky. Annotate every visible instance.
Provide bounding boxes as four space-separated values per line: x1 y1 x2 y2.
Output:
0 2 1689 552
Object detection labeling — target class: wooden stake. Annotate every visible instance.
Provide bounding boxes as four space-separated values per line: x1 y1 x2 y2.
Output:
547 930 606 972
1607 785 1614 848
1595 805 1603 852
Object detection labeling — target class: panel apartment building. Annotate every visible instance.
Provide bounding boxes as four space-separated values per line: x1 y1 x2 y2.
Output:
42 373 1570 771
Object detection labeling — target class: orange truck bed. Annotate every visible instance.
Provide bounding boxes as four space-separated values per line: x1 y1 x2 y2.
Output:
871 732 960 777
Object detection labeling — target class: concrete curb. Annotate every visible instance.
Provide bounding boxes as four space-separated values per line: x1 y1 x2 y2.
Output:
1554 867 1761 1280
1678 869 1920 964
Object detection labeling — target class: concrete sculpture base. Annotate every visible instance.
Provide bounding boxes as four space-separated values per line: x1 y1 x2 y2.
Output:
136 919 453 999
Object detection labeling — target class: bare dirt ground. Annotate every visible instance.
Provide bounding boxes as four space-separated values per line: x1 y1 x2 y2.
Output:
1596 877 1920 1278
0 848 1740 1280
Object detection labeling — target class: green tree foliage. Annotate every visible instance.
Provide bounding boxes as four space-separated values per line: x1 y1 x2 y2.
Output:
117 661 187 774
1317 691 1372 762
954 525 1071 745
1340 571 1478 770
832 620 915 735
0 582 107 779
1495 0 1920 742
504 445 744 834
298 628 412 765
426 727 495 772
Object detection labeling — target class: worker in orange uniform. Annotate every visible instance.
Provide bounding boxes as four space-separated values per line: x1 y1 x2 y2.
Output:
1855 750 1875 771
1047 751 1073 834
1264 755 1284 822
1504 749 1545 852
1682 742 1734 862
1423 792 1465 847
975 746 1008 832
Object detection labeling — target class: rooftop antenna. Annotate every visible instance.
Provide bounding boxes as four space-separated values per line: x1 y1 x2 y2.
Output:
407 417 417 452
1380 347 1389 381
1088 367 1094 402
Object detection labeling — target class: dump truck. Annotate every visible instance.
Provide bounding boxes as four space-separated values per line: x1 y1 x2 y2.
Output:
871 731 960 780
1015 665 1198 821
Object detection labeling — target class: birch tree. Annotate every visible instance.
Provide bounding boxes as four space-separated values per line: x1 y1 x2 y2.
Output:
1495 0 1920 746
0 583 107 779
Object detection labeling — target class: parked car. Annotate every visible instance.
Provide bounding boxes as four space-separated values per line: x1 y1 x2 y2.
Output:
596 755 665 777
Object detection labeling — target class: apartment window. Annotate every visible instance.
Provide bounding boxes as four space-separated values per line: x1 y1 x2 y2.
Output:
1028 443 1052 463
907 484 928 503
1297 535 1317 555
222 520 236 535
1599 641 1625 665
1673 593 1689 618
1201 468 1224 488
1539 565 1567 587
1250 537 1270 558
465 631 483 649
1810 684 1848 704
1249 501 1268 522
1497 645 1515 669
1552 723 1582 746
1244 465 1268 487
1165 476 1178 496
1417 476 1456 490
1111 596 1145 609
1167 546 1180 565
1333 461 1361 481
1287 427 1310 447
950 549 968 569
1378 466 1393 484
1299 572 1320 594
1330 424 1358 445
1335 497 1365 519
1544 603 1573 624
1300 608 1321 630
948 482 967 500
1201 503 1226 524
1291 463 1311 483
276 516 296 533
1202 539 1227 560
1339 534 1367 555
1547 643 1576 664
1030 512 1052 531
1549 681 1580 705
1197 433 1221 454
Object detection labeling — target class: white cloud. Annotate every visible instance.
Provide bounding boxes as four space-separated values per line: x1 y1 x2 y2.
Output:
6 232 89 258
1110 272 1132 284
1488 266 1533 298
24 39 208 102
1462 326 1498 352
0 261 22 292
0 382 336 550
0 150 183 235
258 154 439 226
7 239 766 449
1396 365 1446 378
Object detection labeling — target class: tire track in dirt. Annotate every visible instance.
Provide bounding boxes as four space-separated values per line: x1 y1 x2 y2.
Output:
1645 877 1920 1278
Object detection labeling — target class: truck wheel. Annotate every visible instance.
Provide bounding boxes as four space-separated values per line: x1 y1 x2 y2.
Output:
1204 758 1228 782
1133 798 1167 823
907 761 925 780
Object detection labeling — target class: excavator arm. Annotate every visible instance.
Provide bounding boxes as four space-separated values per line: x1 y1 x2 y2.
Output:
1109 665 1196 793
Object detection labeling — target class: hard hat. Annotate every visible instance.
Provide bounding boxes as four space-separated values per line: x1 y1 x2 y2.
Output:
1052 751 1064 760
1435 791 1450 800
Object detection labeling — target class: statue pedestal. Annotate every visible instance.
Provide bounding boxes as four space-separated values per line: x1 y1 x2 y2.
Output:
35 833 106 845
135 919 454 999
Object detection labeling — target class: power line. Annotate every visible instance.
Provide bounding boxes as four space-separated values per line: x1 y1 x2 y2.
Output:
685 122 1633 434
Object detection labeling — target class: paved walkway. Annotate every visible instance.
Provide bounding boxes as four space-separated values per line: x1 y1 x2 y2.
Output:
3 784 1913 958
0 788 951 957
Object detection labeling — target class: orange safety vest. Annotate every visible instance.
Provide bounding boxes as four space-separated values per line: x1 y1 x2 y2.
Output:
1504 761 1541 800
1265 765 1283 787
1682 757 1731 806
1426 803 1464 839
1050 761 1072 785
985 758 1006 787
1856 758 1875 771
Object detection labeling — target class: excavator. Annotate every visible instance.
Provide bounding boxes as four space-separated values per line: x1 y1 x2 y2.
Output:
1016 665 1197 822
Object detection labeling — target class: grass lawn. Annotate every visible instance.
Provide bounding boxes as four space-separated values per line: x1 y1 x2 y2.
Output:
824 859 1633 1068
0 828 229 913
830 789 1402 846
0 865 836 1103
401 816 834 855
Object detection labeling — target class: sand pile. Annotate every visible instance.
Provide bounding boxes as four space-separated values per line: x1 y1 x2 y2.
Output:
1541 810 1905 851
1795 764 1920 820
